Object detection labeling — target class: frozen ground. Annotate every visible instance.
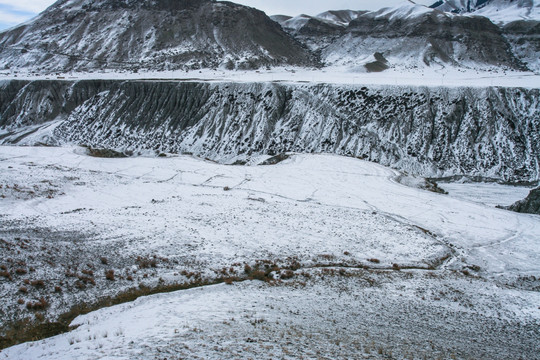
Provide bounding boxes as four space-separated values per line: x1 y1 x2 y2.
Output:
439 182 534 208
1 67 539 88
0 146 539 358
3 270 540 360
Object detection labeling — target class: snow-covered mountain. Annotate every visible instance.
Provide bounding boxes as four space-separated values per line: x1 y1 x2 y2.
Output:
273 3 527 71
0 0 314 73
0 0 537 73
430 0 539 23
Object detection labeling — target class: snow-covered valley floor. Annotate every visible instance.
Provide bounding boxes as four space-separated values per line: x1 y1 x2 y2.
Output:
1 67 539 89
0 146 539 359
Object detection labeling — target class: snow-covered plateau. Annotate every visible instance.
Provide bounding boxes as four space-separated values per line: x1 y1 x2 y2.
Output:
0 146 539 359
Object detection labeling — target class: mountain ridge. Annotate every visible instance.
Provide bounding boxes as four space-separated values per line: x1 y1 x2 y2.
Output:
0 0 538 73
0 0 315 73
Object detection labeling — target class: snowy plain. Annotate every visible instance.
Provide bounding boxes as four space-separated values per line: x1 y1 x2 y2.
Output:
0 146 539 359
1 67 539 89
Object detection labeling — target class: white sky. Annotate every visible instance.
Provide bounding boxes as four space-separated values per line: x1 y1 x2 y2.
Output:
0 0 435 30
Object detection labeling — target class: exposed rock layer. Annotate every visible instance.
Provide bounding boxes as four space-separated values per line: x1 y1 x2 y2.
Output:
1 80 538 182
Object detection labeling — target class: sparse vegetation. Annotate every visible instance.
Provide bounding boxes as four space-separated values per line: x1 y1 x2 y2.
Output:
26 297 49 311
30 279 45 288
0 271 12 281
280 270 295 280
136 256 157 269
15 268 27 275
105 270 115 281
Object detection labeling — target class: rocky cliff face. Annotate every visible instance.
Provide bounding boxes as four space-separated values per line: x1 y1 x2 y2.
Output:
507 187 540 214
0 0 314 72
1 80 538 182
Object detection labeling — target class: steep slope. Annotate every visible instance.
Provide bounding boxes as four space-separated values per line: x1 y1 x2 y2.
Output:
502 20 540 72
1 80 538 182
272 14 344 54
0 0 314 73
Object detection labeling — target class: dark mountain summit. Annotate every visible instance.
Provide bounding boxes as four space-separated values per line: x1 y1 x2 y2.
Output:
0 0 314 72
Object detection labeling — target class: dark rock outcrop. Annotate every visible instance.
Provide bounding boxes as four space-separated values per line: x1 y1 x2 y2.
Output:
507 187 540 214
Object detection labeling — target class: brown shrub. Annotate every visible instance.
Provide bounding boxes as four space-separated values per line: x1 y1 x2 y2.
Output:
77 275 95 286
136 256 157 269
248 270 267 281
0 270 12 280
368 258 381 264
26 298 49 311
100 257 108 265
19 286 28 293
81 269 94 277
280 270 295 280
30 280 45 288
105 270 115 281
15 268 27 275
17 299 25 305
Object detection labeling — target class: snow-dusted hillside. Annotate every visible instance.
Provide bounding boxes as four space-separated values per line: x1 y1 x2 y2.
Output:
502 20 540 72
1 80 538 182
0 0 538 74
0 0 314 73
430 0 540 24
0 146 538 358
273 2 528 72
